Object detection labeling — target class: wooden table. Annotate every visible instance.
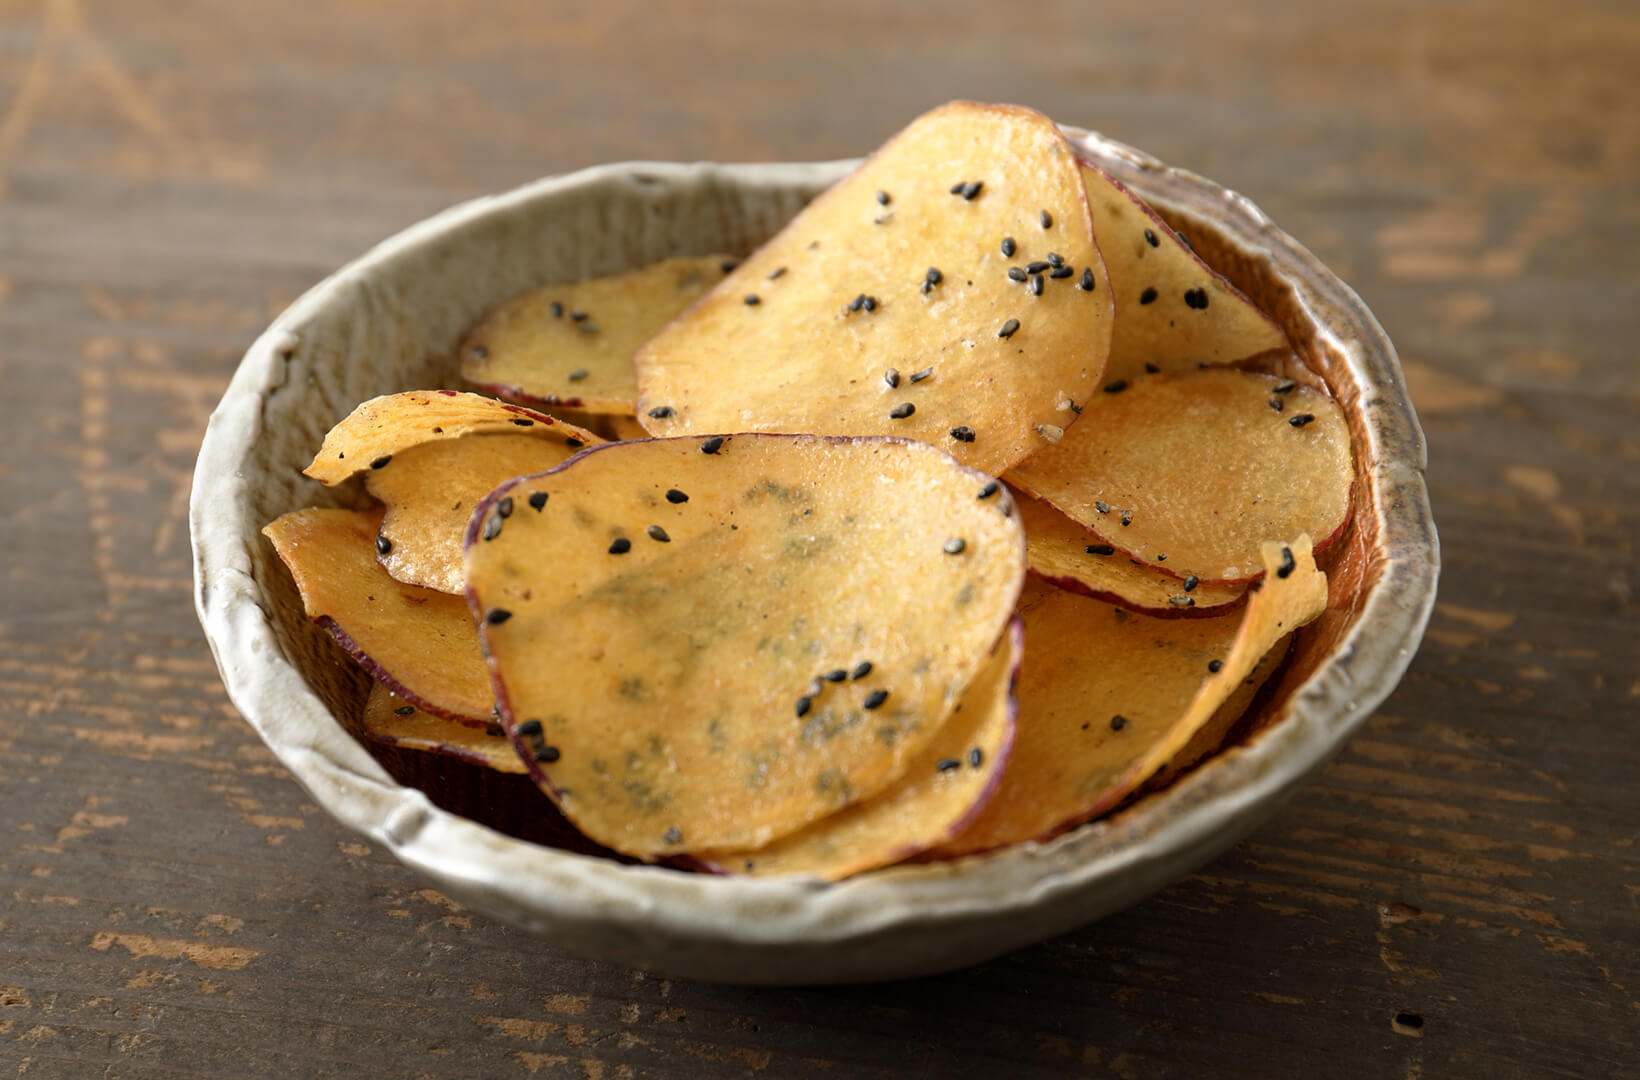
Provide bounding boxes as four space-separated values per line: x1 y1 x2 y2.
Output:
3 2 1636 1076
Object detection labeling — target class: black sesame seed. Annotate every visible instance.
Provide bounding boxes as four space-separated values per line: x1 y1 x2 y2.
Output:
1277 545 1296 578
884 368 901 388
1184 287 1209 310
1156 554 1167 562
370 455 392 470
647 525 671 543
648 405 675 419
1046 252 1065 269
876 189 891 205
1007 267 1028 283
1025 260 1050 275
1169 596 1195 608
950 426 976 443
823 669 848 683
998 318 1020 339
1139 287 1158 305
794 695 814 718
1120 509 1133 527
949 181 966 194
529 491 549 511
608 537 631 554
978 481 1000 500
511 418 534 427
863 689 889 710
496 496 514 519
514 718 543 737
486 608 512 625
565 437 584 448
1050 266 1074 279
848 293 866 312
1110 714 1128 731
1144 228 1159 248
1094 501 1110 514
924 266 943 287
568 369 589 382
375 534 393 556
394 705 415 717
549 302 564 318
960 180 983 200
1001 236 1017 257
910 368 933 383
1104 380 1128 394
1273 380 1297 394
851 661 873 680
937 758 961 772
1039 210 1053 228
1145 362 1160 373
663 827 682 845
536 744 561 763
1084 544 1115 556
482 513 504 541
1028 274 1044 296
1183 575 1200 592
968 747 984 768
1269 396 1285 412
890 402 915 419
862 295 877 311
570 310 588 322
700 436 724 454
1177 231 1192 250
1208 659 1224 673
663 489 688 505
744 294 761 305
720 259 738 273
1288 413 1316 428
768 266 787 280
943 537 966 555
472 344 489 360
1079 267 1097 291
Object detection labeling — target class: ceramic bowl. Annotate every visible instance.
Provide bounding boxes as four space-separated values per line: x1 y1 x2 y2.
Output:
189 125 1437 984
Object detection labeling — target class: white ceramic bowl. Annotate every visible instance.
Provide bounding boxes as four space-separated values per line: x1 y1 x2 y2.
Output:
190 126 1437 984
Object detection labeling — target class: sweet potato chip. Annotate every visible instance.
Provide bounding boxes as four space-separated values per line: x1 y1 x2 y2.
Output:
360 684 525 775
461 256 734 415
1013 487 1245 617
464 433 1026 857
1007 369 1353 582
937 537 1326 856
697 620 1021 880
263 507 493 724
634 101 1113 476
303 390 600 486
366 433 590 595
1080 162 1289 385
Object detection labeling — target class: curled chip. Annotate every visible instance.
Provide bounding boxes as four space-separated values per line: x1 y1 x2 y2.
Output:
303 390 599 487
1079 161 1289 384
1007 369 1353 582
937 536 1326 857
464 433 1026 857
696 619 1021 881
367 433 592 595
462 256 734 415
360 684 525 775
1012 486 1246 617
263 507 493 724
634 101 1113 477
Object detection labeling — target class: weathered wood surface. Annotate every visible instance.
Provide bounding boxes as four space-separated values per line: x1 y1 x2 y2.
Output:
2 1 1637 1076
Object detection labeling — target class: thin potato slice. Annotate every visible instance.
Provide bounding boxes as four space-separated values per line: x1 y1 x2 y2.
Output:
461 256 735 415
263 507 493 724
697 620 1021 880
304 390 601 486
367 433 590 595
1080 162 1289 385
1007 369 1352 582
635 101 1113 476
1013 487 1246 617
465 434 1025 858
937 537 1326 856
360 684 525 774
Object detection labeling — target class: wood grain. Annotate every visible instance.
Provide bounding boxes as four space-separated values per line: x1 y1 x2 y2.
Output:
2 1 1637 1076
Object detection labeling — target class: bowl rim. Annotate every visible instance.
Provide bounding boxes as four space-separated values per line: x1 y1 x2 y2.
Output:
190 124 1438 949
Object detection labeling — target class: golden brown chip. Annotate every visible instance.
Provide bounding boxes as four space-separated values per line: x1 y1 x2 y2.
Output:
634 101 1113 476
697 620 1021 880
366 433 590 595
461 256 734 415
304 391 600 487
937 536 1326 856
360 684 525 774
1007 369 1353 582
1080 162 1289 384
465 434 1025 858
1013 486 1246 616
263 507 493 724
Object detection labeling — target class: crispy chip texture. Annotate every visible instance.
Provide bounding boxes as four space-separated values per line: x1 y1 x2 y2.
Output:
1013 487 1246 616
938 537 1326 856
465 434 1025 857
1008 369 1353 582
698 619 1021 880
304 391 600 486
634 102 1113 476
462 256 734 414
263 507 493 723
367 433 590 595
360 684 525 774
1080 162 1289 384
